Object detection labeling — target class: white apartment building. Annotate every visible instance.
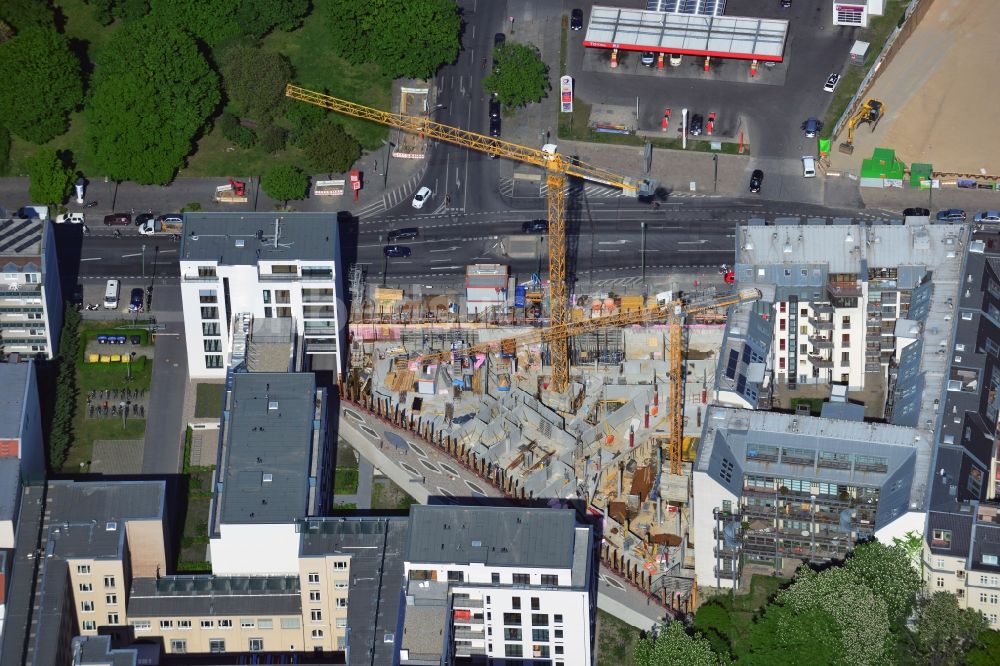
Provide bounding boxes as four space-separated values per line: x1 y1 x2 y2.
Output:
734 221 964 392
0 217 62 360
179 212 345 379
401 505 596 666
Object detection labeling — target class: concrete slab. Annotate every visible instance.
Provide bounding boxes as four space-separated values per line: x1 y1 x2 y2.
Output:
91 439 144 474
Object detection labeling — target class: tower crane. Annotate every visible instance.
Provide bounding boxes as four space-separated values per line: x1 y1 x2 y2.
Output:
411 288 762 475
285 84 656 392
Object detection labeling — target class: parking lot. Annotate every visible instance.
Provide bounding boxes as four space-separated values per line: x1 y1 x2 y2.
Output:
567 0 865 200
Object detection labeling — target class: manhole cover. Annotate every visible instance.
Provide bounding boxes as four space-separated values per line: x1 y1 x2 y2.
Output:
419 459 440 473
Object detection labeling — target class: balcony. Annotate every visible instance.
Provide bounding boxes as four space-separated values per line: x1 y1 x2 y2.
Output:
807 317 834 330
453 628 485 640
807 354 832 368
0 284 42 297
808 335 833 349
452 597 484 609
827 281 862 298
811 304 834 315
181 274 218 282
302 291 335 303
302 310 336 319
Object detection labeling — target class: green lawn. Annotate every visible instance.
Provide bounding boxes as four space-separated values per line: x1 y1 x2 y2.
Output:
332 502 358 511
370 478 417 510
178 426 215 571
194 383 225 418
790 397 824 416
336 439 359 469
334 468 359 494
596 609 641 666
6 0 392 177
822 0 909 137
694 574 786 659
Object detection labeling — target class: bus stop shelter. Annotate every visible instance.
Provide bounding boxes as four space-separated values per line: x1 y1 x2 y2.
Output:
584 5 789 74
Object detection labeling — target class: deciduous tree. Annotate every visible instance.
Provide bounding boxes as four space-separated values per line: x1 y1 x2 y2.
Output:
740 603 841 666
219 46 291 122
149 0 311 46
303 122 361 174
482 42 550 109
261 164 306 205
27 149 74 206
634 622 719 666
845 541 921 627
0 0 54 31
909 592 988 666
86 19 219 184
327 0 460 79
0 27 83 144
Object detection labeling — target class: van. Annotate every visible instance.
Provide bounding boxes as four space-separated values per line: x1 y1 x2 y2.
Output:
802 156 816 178
104 279 120 309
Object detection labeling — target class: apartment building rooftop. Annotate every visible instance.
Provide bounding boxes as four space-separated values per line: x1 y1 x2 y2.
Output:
72 635 137 666
128 575 302 617
180 212 339 264
0 217 44 258
0 458 20 522
406 505 577 569
0 361 31 438
698 406 929 513
218 372 318 525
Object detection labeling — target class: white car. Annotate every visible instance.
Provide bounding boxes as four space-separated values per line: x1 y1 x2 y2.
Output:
55 212 85 224
802 156 816 178
412 186 432 209
823 73 841 93
974 211 1000 223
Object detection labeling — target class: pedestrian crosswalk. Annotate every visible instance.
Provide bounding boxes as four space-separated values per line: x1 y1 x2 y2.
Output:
356 172 425 219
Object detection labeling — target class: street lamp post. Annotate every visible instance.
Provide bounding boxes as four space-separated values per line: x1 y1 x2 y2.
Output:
141 244 146 278
713 154 719 194
641 222 647 282
383 141 396 188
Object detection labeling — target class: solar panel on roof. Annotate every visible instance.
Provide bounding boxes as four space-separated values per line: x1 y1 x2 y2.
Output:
12 235 42 253
647 0 726 16
736 374 747 394
725 349 739 379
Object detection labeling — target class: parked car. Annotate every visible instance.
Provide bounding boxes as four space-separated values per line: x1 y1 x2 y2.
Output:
640 52 656 67
489 116 501 138
749 169 764 193
903 207 930 217
571 8 583 31
802 117 820 138
935 209 966 221
412 186 432 209
383 245 411 258
388 228 418 242
129 288 144 313
823 73 841 93
522 219 548 234
974 211 1000 223
669 54 682 67
780 0 792 7
689 114 704 136
489 98 501 120
103 213 131 226
493 32 505 70
157 214 183 225
55 212 85 225
802 156 816 178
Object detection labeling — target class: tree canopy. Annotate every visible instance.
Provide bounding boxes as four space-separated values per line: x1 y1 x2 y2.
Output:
909 592 988 666
220 45 291 122
634 622 719 666
86 19 219 185
482 42 550 109
261 164 306 204
0 27 83 144
27 149 74 206
0 0 54 32
303 122 361 174
844 541 922 627
148 0 310 46
326 0 460 79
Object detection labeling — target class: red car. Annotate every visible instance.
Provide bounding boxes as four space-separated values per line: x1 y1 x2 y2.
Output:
103 213 131 226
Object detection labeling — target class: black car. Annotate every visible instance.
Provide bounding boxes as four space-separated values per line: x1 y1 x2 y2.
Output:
129 288 144 312
135 213 155 227
489 116 501 138
384 245 411 258
902 207 930 217
489 98 501 120
571 8 583 31
388 228 418 242
103 213 131 226
493 32 505 69
780 0 792 7
522 219 548 234
689 114 704 136
749 169 764 193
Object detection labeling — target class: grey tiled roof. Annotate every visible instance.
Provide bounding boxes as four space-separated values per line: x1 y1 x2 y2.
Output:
127 575 302 618
406 505 577 569
218 373 318 525
180 212 339 264
0 361 30 439
927 510 973 556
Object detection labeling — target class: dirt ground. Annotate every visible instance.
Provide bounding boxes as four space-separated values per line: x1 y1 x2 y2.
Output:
833 0 1000 175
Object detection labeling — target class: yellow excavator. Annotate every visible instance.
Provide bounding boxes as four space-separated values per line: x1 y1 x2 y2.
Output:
838 99 884 154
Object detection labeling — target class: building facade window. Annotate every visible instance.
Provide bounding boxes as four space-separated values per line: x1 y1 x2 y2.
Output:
103 576 115 588
82 621 96 631
492 572 501 584
504 628 522 640
505 644 523 658
531 614 548 626
200 306 218 320
204 339 221 352
241 619 255 629
512 573 530 585
160 620 173 630
312 629 324 639
219 619 233 628
209 639 226 653
249 638 264 652
531 597 540 611
79 583 92 592
310 591 321 601
202 322 220 336
178 620 191 628
81 601 95 612
503 613 521 625
512 597 521 610
170 640 187 653
107 613 119 624
532 628 549 641
308 572 320 583
105 594 117 605
77 565 91 575
205 354 223 368
201 620 214 628
311 610 323 622
336 598 347 608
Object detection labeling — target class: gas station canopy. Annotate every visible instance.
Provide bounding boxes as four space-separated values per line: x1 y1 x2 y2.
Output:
584 5 789 62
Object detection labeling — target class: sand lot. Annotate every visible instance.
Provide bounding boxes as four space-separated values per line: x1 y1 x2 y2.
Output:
832 0 1000 175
